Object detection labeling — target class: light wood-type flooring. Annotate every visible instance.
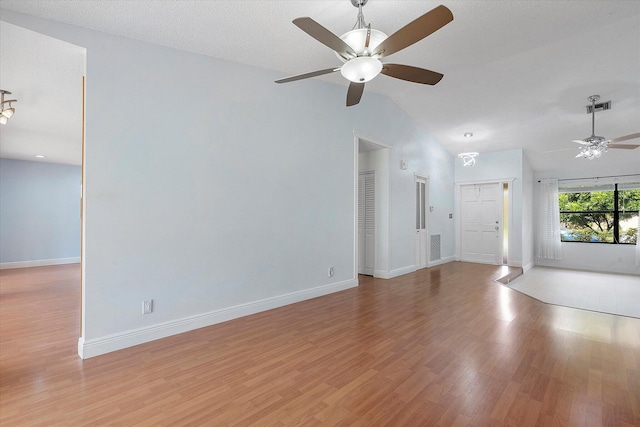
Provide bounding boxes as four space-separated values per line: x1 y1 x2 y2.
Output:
1 262 639 426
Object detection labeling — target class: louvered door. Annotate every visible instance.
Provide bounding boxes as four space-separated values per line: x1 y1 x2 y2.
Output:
358 171 375 275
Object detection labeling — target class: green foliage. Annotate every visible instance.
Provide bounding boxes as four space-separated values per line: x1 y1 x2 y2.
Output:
559 189 640 244
622 227 638 244
619 189 640 215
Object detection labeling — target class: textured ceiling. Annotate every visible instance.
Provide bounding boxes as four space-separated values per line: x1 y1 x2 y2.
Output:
0 21 84 165
1 0 639 173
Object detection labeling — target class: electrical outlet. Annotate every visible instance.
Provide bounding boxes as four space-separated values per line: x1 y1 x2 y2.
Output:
328 267 334 277
142 300 153 314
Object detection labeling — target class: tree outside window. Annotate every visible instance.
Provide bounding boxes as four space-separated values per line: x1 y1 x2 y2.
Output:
559 184 639 244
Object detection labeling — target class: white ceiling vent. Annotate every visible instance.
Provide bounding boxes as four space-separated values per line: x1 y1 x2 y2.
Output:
586 100 611 114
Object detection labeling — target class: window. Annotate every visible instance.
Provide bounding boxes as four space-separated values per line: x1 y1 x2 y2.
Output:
559 183 639 244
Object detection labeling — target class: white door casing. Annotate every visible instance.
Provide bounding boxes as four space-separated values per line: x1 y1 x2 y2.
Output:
415 175 429 269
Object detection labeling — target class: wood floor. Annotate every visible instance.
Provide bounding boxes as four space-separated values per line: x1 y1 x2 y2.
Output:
1 263 639 426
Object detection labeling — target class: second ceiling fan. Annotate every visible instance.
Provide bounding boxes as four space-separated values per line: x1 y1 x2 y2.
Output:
573 95 640 159
275 0 454 106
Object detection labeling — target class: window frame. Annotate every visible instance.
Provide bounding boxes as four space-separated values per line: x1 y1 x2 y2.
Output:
559 183 637 245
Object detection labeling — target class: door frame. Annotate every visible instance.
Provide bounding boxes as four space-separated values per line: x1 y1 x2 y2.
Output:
353 133 390 280
414 173 429 269
455 178 514 265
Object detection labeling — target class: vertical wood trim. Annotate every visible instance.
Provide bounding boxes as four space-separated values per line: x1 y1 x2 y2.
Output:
80 76 85 335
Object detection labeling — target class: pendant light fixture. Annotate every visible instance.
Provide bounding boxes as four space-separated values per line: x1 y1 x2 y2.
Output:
0 90 18 125
458 152 479 166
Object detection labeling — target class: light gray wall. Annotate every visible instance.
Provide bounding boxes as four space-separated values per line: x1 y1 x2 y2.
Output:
522 155 534 271
1 10 457 356
411 134 456 263
0 158 81 264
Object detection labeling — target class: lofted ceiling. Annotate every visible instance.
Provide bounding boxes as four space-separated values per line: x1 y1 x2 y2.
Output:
0 0 639 174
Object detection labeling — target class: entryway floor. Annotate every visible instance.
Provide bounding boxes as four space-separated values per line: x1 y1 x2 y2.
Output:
506 266 640 318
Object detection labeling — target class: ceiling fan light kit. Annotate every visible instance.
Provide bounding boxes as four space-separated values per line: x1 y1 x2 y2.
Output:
572 94 640 159
275 1 454 106
0 89 18 125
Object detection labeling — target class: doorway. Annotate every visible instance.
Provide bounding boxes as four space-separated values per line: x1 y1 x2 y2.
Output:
0 22 87 347
355 136 390 278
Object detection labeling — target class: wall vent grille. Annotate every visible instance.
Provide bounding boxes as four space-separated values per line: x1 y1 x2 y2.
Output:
586 101 611 114
430 234 441 261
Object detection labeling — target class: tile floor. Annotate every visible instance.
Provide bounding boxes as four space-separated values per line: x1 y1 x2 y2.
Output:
507 266 640 318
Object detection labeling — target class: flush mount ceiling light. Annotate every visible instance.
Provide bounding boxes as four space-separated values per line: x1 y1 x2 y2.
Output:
0 90 18 125
463 132 473 138
275 0 453 106
458 152 479 166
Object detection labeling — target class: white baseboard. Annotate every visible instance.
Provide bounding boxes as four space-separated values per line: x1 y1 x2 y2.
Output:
428 256 455 268
535 259 640 276
374 258 455 279
78 278 358 359
523 262 535 273
374 265 416 279
0 257 80 270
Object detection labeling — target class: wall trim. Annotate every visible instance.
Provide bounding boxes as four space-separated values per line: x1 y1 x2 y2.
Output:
428 256 455 268
78 278 358 359
523 262 535 273
374 265 416 279
0 257 80 270
534 259 640 276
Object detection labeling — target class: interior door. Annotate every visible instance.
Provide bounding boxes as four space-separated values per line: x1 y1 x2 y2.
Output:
460 183 502 264
358 172 375 275
415 176 428 269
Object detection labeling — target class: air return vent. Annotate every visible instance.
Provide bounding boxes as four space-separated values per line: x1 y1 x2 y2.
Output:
586 100 611 114
430 234 441 261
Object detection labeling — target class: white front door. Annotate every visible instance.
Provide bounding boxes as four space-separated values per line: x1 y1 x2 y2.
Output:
358 171 375 275
460 183 502 264
415 176 429 269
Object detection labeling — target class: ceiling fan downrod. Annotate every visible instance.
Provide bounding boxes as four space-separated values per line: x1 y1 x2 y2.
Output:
351 0 369 30
588 94 600 137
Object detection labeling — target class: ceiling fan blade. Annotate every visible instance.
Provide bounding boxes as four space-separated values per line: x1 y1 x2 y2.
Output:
608 144 639 150
275 67 340 84
371 5 453 58
293 17 357 59
346 82 365 106
608 132 640 143
381 64 443 85
572 139 591 145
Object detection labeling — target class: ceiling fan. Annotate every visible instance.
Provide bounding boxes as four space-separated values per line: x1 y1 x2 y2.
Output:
573 95 640 159
275 0 453 106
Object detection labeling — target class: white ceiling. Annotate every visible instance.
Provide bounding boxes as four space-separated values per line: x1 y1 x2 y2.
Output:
0 21 84 165
1 0 639 173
